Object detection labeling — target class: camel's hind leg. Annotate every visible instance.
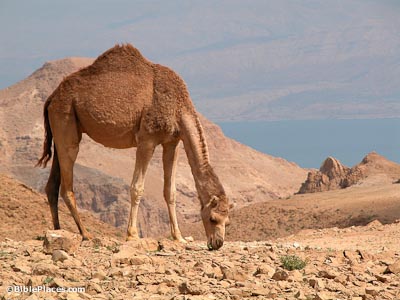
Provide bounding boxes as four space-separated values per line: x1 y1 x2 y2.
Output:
126 139 156 241
162 141 185 243
49 112 91 240
45 149 61 230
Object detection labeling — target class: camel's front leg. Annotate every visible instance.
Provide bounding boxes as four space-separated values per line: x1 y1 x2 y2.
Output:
127 140 156 241
162 141 186 243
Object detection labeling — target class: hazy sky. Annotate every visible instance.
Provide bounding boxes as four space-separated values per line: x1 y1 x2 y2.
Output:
1 0 400 123
1 0 399 88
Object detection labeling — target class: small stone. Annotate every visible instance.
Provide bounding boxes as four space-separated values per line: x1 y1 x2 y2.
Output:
52 249 70 262
12 261 32 274
125 238 159 252
294 290 307 299
43 230 81 254
86 282 103 295
25 295 40 300
228 287 252 297
315 291 335 300
254 265 275 277
111 248 151 266
32 262 59 277
184 236 194 242
220 264 248 281
343 250 359 264
289 269 303 282
385 260 400 274
92 270 107 280
251 287 270 296
365 286 380 296
318 270 337 279
309 278 325 290
178 281 204 295
272 270 289 281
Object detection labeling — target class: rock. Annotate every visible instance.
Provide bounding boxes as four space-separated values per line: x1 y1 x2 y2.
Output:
374 273 389 283
294 290 307 299
344 250 360 264
228 288 252 297
309 278 325 290
43 230 81 254
365 286 380 296
155 283 171 295
315 291 335 300
272 270 289 281
125 238 159 252
178 281 204 295
184 236 194 242
385 259 400 274
251 287 270 296
52 249 70 262
92 270 107 280
289 269 303 282
298 156 365 193
318 270 337 279
254 265 275 277
12 261 32 274
220 263 248 281
86 282 103 295
111 248 151 266
32 262 59 276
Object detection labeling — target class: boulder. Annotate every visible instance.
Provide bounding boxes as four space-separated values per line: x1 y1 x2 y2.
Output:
43 230 81 254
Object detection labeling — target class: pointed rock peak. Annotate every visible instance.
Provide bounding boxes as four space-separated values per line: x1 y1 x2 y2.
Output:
319 157 348 176
31 57 93 78
360 151 386 165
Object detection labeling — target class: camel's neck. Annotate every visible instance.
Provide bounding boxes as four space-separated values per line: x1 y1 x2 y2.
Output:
180 113 225 207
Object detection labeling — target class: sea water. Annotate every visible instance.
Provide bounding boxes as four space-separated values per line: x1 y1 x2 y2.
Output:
218 118 400 169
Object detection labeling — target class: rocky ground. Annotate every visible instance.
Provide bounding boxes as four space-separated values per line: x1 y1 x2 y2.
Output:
1 223 399 300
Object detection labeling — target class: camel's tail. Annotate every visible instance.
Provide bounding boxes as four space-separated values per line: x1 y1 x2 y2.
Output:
36 100 53 168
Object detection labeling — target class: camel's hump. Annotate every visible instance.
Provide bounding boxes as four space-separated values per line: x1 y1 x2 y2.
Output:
86 43 153 73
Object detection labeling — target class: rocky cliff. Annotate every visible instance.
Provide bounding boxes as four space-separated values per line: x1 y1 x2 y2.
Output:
298 152 400 194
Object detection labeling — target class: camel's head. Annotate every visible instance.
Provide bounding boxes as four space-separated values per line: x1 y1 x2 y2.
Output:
201 195 230 251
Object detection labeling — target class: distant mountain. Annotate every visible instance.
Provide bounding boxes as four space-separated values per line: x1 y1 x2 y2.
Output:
0 57 306 237
1 1 399 121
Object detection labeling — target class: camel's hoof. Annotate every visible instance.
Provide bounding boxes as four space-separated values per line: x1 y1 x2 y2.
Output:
82 233 93 241
174 237 188 244
126 235 139 242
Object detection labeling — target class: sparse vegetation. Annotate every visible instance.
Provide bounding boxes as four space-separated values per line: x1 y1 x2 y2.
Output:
280 255 307 270
43 276 53 284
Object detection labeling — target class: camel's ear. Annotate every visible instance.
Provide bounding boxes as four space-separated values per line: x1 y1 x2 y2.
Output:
209 196 219 208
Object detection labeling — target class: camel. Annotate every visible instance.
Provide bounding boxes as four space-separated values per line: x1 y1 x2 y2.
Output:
37 44 230 250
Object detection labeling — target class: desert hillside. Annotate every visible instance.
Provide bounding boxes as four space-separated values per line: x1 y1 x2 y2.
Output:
0 174 123 241
1 162 400 299
0 57 307 238
180 152 400 242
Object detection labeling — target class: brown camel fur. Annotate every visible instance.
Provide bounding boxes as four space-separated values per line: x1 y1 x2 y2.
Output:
37 44 230 250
